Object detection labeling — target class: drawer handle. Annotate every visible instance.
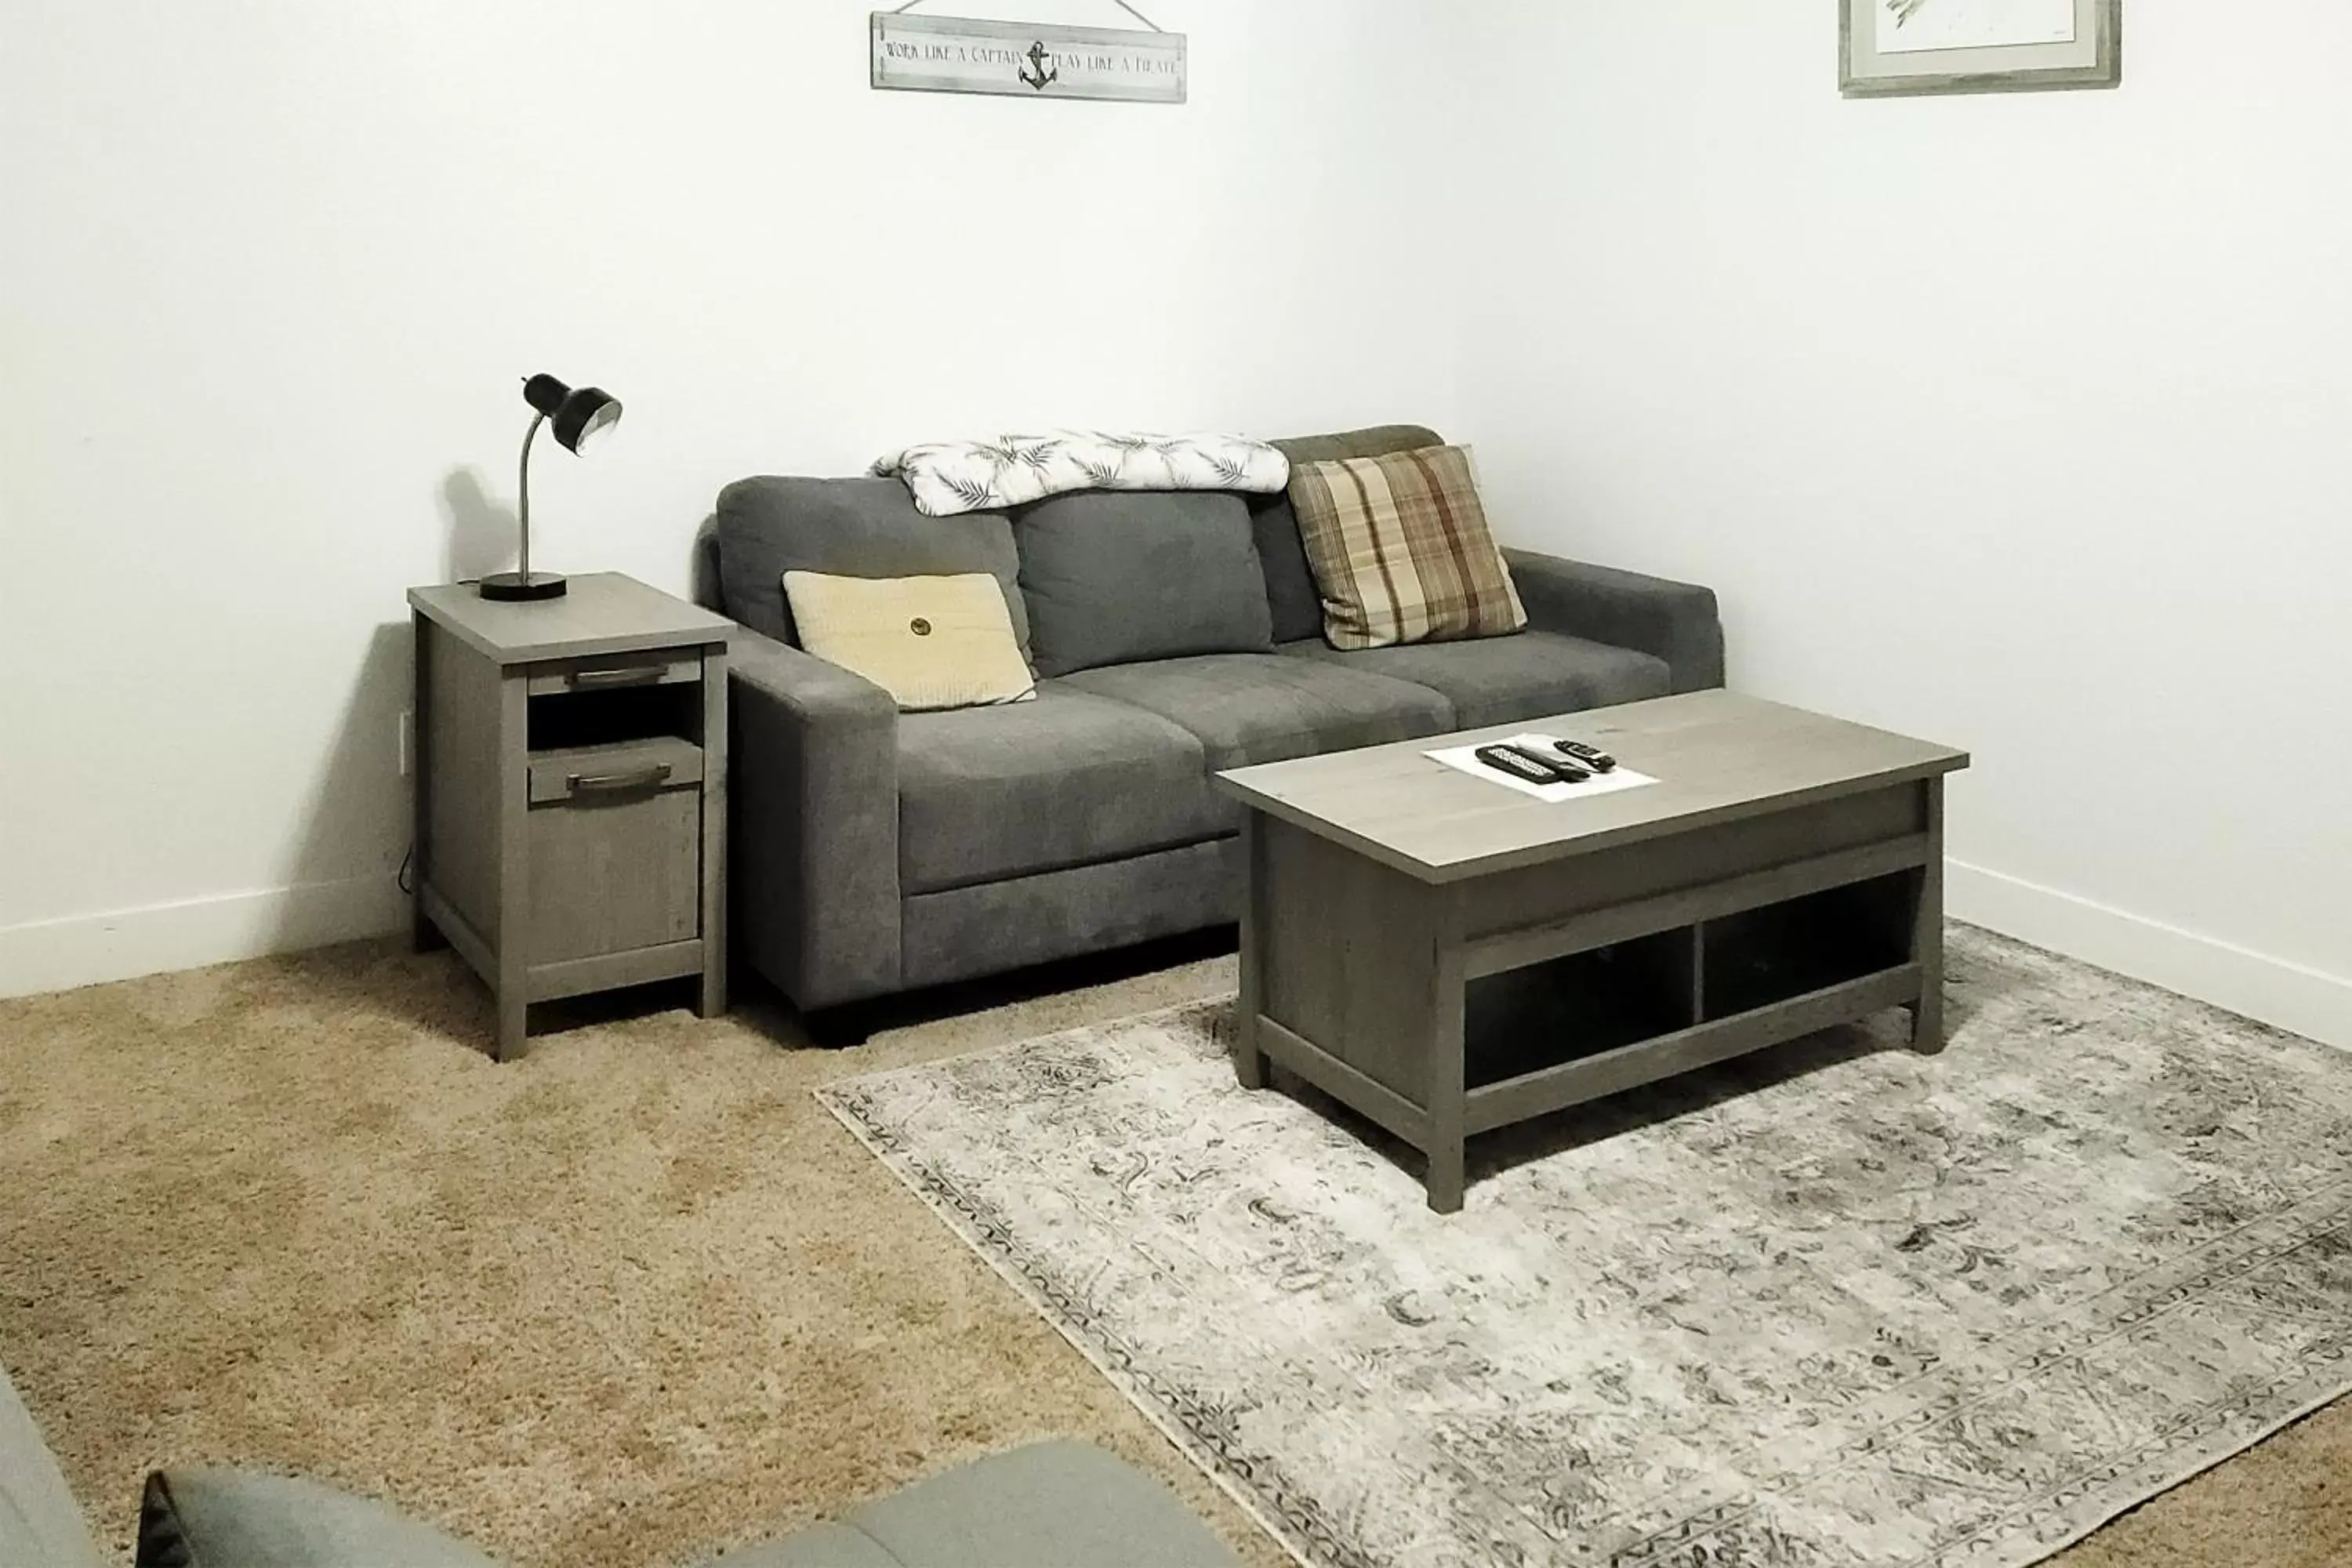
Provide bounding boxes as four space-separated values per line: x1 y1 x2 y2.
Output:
568 666 666 689
566 763 673 795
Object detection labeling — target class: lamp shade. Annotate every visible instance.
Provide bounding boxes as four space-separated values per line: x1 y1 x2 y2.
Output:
522 372 622 453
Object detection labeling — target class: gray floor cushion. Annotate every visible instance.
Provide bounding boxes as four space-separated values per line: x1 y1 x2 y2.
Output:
1058 653 1454 771
700 1519 904 1568
845 1441 1240 1568
138 1469 499 1568
1279 629 1671 731
2 1368 104 1568
895 688 1227 895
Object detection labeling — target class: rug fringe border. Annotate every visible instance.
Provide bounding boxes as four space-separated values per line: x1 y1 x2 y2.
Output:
815 1065 1323 1568
2009 1380 2352 1564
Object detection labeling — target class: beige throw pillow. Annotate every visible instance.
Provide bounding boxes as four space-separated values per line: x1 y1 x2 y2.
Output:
1287 445 1528 650
782 572 1036 712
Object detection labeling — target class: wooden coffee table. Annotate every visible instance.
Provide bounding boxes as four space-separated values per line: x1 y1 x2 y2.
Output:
1214 690 1969 1213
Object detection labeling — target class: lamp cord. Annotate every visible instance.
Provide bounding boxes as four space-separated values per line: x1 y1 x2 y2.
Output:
888 0 1166 32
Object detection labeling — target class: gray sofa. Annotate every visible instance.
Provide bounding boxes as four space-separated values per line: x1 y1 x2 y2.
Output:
714 425 1725 1018
3 1358 1237 1566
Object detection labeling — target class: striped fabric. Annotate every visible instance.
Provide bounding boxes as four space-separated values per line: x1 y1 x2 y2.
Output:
1287 445 1528 650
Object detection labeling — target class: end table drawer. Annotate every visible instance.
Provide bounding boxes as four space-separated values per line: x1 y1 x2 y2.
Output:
525 739 703 964
528 738 705 804
525 652 702 697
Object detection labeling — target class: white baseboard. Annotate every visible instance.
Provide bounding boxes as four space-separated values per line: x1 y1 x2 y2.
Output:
9 859 2347 1052
1947 859 2352 1051
0 875 408 1000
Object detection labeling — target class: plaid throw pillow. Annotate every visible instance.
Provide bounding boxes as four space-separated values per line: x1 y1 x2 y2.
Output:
1287 445 1528 649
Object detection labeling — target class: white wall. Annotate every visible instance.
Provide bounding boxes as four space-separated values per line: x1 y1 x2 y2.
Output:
1456 4 2352 1044
0 1 1463 994
11 4 2347 1048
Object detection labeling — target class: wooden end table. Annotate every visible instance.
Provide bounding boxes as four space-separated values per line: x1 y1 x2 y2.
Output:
408 573 735 1061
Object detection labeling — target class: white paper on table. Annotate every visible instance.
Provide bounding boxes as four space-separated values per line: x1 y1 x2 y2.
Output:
1423 734 1661 804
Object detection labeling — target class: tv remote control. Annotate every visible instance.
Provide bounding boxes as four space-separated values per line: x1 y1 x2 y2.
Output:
1545 739 1617 773
1475 744 1574 786
1512 742 1590 782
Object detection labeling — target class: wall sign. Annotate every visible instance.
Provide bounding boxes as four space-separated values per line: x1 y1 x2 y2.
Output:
872 13 1186 104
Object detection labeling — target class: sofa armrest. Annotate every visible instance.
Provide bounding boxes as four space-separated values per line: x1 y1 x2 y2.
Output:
138 1470 499 1567
1502 548 1726 694
730 627 904 1011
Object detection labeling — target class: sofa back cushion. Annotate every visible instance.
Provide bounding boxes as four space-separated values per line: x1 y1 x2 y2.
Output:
714 477 1029 653
1253 426 1445 644
1013 491 1274 679
0 1367 106 1568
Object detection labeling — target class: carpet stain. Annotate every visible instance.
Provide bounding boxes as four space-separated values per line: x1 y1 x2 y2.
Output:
0 937 2344 1566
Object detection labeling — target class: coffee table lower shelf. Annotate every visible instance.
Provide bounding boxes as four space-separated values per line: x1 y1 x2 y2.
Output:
1245 960 1929 1213
1253 957 1918 1142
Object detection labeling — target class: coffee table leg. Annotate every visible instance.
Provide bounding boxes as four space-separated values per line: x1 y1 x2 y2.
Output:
1425 926 1468 1214
1236 813 1270 1089
1910 777 1947 1055
1427 1141 1465 1215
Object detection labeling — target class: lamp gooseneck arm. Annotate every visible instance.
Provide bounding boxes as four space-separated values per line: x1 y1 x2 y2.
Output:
517 410 546 584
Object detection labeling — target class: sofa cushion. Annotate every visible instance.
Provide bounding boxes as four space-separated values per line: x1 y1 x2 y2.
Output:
137 1468 499 1568
895 688 1225 895
1014 492 1273 678
902 840 1240 993
843 1441 1242 1568
1058 653 1454 771
1287 445 1527 650
786 572 1036 713
1252 426 1444 644
715 477 1028 654
1 1368 105 1568
1281 630 1671 730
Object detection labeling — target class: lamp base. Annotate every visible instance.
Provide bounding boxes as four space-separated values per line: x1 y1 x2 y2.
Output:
478 571 568 602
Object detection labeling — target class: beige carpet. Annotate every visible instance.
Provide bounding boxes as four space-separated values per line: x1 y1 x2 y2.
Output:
0 939 2345 1567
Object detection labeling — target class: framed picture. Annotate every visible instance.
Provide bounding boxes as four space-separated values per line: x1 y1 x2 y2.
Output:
1842 0 2121 97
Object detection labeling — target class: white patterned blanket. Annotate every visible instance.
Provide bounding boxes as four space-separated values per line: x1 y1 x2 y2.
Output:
873 430 1290 517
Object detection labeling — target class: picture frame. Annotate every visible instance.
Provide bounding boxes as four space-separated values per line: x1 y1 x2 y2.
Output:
1841 0 2120 98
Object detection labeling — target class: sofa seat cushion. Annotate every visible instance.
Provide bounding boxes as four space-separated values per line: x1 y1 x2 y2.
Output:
896 688 1225 895
1280 630 1671 731
1058 653 1454 771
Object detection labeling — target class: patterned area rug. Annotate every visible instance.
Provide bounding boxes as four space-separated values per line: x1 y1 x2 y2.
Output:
818 927 2352 1568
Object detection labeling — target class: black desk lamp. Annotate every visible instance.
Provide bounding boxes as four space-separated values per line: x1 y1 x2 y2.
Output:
480 372 622 601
